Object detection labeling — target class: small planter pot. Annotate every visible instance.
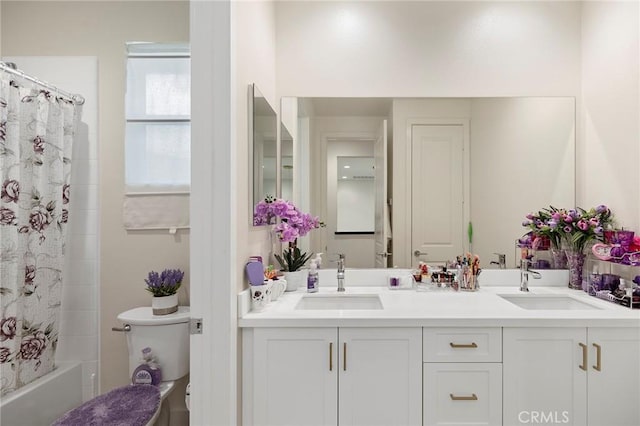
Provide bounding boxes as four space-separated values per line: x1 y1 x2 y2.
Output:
152 294 178 315
283 270 308 292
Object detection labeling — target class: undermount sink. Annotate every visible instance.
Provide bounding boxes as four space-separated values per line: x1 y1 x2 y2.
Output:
295 294 383 310
499 294 602 310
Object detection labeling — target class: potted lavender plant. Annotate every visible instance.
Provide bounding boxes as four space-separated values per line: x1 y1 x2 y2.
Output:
145 268 184 315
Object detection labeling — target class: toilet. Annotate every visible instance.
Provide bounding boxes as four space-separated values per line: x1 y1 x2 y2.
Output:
118 306 191 425
53 306 190 426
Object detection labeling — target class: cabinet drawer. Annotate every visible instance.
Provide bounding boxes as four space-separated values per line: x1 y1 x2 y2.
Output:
423 328 501 362
423 363 502 426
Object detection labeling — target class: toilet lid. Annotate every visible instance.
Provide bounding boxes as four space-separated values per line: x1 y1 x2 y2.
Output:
52 384 160 426
117 306 190 325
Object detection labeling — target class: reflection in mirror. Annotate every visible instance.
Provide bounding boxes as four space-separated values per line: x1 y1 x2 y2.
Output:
250 84 277 225
281 122 293 202
281 97 575 268
336 156 375 233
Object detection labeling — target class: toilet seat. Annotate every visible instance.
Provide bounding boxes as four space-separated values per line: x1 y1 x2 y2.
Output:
52 384 161 426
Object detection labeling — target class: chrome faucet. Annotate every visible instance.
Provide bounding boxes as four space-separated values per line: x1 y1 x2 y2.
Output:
490 253 506 269
520 258 541 292
336 253 346 292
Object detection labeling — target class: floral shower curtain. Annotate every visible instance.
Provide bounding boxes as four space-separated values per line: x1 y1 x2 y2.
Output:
0 71 81 396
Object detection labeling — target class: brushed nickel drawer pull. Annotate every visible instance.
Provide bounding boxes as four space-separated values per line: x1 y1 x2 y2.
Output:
450 393 478 401
450 342 478 349
579 342 587 371
343 342 347 371
593 343 602 372
329 342 333 371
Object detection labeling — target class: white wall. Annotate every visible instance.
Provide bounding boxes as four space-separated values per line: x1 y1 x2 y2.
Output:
276 1 581 97
236 1 278 279
580 1 640 231
4 56 100 402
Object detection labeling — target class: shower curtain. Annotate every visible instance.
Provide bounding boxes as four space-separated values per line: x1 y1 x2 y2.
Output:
0 71 82 396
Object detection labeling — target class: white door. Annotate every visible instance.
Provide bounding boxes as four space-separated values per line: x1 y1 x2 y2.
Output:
503 328 587 426
588 327 640 426
339 328 422 426
374 120 389 268
252 328 338 426
411 125 464 263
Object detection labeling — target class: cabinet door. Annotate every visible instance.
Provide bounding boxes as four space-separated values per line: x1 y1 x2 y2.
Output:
503 328 587 426
252 328 337 426
423 363 502 426
588 327 640 426
339 327 422 426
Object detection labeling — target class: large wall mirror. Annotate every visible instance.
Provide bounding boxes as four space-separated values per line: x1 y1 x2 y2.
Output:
250 84 277 225
281 97 576 268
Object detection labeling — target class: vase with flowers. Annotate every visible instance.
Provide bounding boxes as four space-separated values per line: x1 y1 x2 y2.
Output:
145 268 185 315
524 205 613 289
254 196 323 291
522 206 567 269
556 205 612 289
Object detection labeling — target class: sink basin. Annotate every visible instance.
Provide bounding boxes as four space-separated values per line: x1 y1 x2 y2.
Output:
499 294 602 310
295 294 383 310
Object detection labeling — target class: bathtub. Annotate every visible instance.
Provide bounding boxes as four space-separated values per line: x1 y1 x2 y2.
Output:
1 362 83 426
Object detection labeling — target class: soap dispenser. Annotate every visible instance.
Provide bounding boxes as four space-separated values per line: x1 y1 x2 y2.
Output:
313 253 323 269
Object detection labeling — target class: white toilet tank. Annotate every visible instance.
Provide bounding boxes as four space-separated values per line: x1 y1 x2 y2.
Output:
117 306 190 381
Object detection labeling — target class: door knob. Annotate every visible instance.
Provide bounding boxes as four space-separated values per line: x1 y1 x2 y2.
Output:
414 250 428 257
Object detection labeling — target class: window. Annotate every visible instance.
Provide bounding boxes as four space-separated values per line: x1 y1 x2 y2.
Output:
123 43 191 230
125 42 190 191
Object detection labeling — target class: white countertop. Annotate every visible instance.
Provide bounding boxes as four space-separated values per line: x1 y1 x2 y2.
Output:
238 285 640 328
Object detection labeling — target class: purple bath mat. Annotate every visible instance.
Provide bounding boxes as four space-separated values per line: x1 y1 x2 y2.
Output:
51 384 160 426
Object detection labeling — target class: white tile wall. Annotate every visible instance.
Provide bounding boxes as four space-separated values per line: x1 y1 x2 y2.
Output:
3 56 100 402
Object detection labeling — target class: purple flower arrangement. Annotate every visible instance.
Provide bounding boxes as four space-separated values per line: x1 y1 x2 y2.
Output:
253 196 324 272
254 196 322 242
523 205 613 253
144 269 184 297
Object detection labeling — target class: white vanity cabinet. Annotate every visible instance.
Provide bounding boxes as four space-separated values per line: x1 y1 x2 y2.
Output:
503 327 640 426
243 327 422 426
587 327 640 426
246 327 337 426
422 328 503 426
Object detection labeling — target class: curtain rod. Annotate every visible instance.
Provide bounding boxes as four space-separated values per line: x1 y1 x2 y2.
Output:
0 61 85 105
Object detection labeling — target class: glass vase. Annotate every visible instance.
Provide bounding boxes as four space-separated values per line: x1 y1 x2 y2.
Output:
550 247 567 269
565 249 586 290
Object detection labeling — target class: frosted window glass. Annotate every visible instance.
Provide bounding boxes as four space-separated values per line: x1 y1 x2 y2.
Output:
146 73 190 116
126 57 190 119
125 52 190 192
125 122 190 189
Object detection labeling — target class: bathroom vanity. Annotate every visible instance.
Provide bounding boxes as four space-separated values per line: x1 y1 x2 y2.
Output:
239 279 640 426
